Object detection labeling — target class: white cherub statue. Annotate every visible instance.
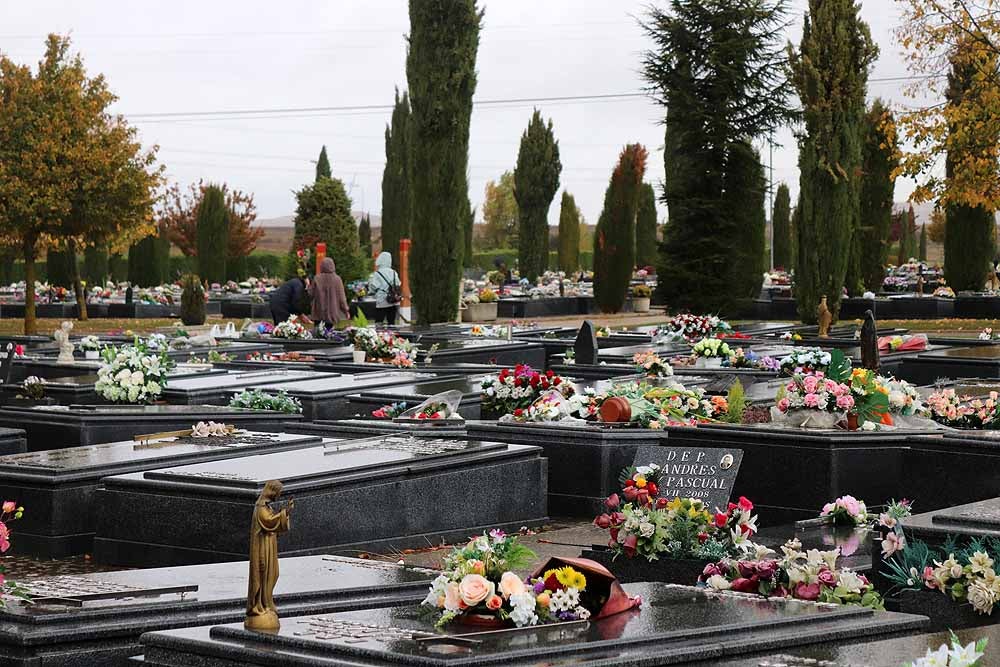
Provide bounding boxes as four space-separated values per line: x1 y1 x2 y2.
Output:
54 321 75 364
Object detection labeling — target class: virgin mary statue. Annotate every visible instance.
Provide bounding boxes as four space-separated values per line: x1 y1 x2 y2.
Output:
245 479 292 630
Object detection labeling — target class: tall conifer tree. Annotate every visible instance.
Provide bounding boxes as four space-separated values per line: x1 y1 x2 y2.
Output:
315 146 332 182
643 0 792 314
558 191 581 273
407 0 481 323
726 141 767 301
359 213 372 259
593 144 647 313
790 0 877 321
514 110 561 282
196 185 229 284
772 183 792 270
380 89 411 265
635 183 657 268
859 100 899 291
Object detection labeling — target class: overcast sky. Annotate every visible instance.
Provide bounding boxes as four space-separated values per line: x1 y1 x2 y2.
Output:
2 0 919 226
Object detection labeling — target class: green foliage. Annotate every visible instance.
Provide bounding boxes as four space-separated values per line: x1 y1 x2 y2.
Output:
481 171 518 250
82 244 108 286
179 273 206 326
226 254 248 282
859 100 899 291
644 0 792 315
380 89 411 268
772 183 792 270
46 248 74 288
514 109 562 282
407 0 481 324
635 183 657 268
791 0 878 321
315 145 332 182
898 206 914 266
195 184 229 284
465 248 592 272
463 201 474 267
291 176 365 282
359 213 372 259
723 380 747 424
558 191 581 273
594 144 647 313
128 233 168 287
229 388 302 414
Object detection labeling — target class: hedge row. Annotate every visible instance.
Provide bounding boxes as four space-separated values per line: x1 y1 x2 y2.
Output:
469 249 594 273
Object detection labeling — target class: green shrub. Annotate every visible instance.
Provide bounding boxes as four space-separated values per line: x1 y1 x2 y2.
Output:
180 274 206 326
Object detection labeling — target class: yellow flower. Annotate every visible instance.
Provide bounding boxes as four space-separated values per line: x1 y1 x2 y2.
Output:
555 566 584 589
565 569 587 591
687 507 702 519
634 475 647 488
667 497 683 512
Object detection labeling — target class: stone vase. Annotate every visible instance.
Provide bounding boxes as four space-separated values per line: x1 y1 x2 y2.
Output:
462 302 498 323
695 356 723 369
84 350 100 360
632 297 651 313
352 349 366 363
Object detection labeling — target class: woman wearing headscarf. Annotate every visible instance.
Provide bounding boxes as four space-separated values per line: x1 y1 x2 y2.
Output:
368 251 401 324
270 276 310 326
309 257 350 327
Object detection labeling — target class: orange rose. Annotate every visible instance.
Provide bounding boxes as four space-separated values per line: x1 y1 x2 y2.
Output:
470 560 486 575
536 592 551 607
458 574 495 607
485 595 503 610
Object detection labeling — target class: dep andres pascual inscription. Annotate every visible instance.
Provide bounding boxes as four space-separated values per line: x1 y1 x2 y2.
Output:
632 445 743 511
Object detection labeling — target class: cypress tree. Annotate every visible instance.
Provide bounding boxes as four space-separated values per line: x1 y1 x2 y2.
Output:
859 100 899 291
83 244 109 287
463 201 475 268
635 183 657 268
128 234 165 287
772 183 792 270
790 200 800 273
644 0 792 314
557 191 581 273
790 0 877 321
514 109 561 282
407 0 481 324
919 224 927 261
196 184 229 284
291 177 365 282
593 144 647 313
46 248 74 288
359 213 372 259
380 89 411 267
726 141 767 303
315 146 332 182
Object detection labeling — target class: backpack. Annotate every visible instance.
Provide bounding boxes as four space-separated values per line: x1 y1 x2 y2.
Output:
379 269 401 305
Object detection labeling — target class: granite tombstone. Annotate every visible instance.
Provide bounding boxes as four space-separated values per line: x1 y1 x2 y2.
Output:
574 320 599 365
631 444 743 511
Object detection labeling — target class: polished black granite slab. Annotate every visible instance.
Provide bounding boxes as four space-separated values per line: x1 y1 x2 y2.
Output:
254 370 448 420
136 583 927 667
0 555 434 667
94 435 547 566
0 430 326 558
1 365 228 405
419 338 545 368
162 368 340 405
347 375 486 419
901 346 1000 384
0 404 303 450
903 496 1000 547
0 427 27 456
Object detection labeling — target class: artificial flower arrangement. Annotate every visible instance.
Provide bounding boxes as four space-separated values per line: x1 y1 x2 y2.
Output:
661 314 733 343
186 350 234 364
372 402 407 419
631 284 652 298
722 348 780 372
591 381 728 429
691 337 731 358
700 537 884 610
877 498 913 559
314 322 349 343
878 333 928 352
904 633 987 667
421 530 640 629
926 389 999 429
933 285 956 298
880 376 928 418
190 421 230 438
477 287 498 303
480 365 574 417
780 331 803 342
273 316 313 340
0 500 27 607
846 368 891 428
593 463 760 562
351 327 417 366
774 371 854 424
95 339 174 404
819 495 870 526
229 388 302 414
884 534 1000 617
980 328 998 341
470 324 512 338
245 351 315 363
505 389 590 423
18 376 45 401
79 335 101 352
632 350 673 378
778 347 834 376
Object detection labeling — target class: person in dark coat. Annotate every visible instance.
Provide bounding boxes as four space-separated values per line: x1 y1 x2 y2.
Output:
270 276 310 325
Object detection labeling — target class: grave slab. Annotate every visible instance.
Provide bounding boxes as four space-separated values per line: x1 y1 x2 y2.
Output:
161 368 341 405
0 555 434 667
286 419 468 440
900 346 1000 385
135 584 928 667
93 434 547 567
0 430 327 558
0 404 303 450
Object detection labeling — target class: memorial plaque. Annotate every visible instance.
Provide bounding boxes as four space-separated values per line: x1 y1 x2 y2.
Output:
632 444 743 511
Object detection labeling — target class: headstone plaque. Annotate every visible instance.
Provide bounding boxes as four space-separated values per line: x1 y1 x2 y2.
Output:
0 342 14 385
574 320 599 365
632 444 743 511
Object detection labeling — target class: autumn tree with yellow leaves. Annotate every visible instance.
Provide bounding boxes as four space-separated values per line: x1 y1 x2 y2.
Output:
0 35 161 332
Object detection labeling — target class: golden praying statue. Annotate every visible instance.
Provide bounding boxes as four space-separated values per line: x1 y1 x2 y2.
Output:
817 295 832 339
245 479 293 631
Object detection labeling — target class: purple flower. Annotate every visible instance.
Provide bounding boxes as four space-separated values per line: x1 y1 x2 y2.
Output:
489 528 506 542
533 580 547 595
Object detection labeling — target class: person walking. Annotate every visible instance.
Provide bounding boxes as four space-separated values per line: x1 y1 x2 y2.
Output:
310 257 351 327
269 275 310 326
368 251 401 324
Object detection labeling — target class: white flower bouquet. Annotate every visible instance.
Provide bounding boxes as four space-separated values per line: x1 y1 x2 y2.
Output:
95 340 174 404
79 335 101 352
273 316 313 340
